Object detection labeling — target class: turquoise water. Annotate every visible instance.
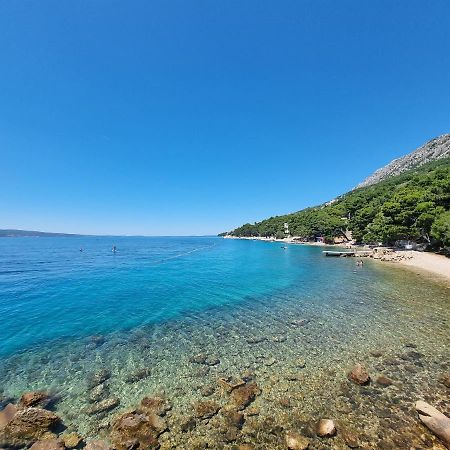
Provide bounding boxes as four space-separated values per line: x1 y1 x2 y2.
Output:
0 237 449 449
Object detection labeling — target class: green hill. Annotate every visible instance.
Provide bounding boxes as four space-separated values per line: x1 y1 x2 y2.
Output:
226 157 450 251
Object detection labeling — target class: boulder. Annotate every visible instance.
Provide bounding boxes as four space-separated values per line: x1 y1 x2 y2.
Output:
316 419 336 437
416 401 450 447
110 410 164 450
87 398 119 415
19 392 51 409
30 439 64 450
285 431 310 449
60 432 83 448
348 364 370 385
194 401 220 420
0 403 17 429
0 407 60 448
230 382 261 410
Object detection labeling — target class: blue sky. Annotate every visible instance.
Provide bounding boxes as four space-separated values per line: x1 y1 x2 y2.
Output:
1 1 449 235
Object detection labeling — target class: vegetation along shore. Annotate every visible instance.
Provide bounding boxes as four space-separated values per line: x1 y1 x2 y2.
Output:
222 135 450 259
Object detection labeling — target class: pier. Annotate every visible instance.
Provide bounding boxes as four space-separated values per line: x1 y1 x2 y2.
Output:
323 250 373 257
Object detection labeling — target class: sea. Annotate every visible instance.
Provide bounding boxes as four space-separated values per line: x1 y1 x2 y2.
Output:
0 236 449 449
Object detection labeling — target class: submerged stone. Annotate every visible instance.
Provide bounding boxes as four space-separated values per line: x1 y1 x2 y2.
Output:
316 419 336 437
84 440 110 450
88 383 110 403
194 401 220 419
439 373 450 388
230 382 261 410
222 409 244 429
341 427 359 448
140 396 171 416
19 392 51 409
376 375 393 387
30 439 64 450
348 364 370 385
87 369 111 389
189 353 207 364
180 416 196 432
285 431 310 449
87 397 119 415
125 368 151 383
61 432 83 448
110 410 164 450
0 407 60 448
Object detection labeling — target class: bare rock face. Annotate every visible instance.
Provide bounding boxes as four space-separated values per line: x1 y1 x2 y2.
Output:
285 430 310 449
30 439 65 450
316 419 336 438
0 407 60 448
356 133 450 188
110 410 167 450
19 392 51 409
230 382 261 410
348 364 370 385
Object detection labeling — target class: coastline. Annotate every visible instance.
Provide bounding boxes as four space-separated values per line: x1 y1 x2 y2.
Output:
223 236 450 281
385 250 450 282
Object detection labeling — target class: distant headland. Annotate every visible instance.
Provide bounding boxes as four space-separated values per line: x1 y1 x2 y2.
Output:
0 229 84 238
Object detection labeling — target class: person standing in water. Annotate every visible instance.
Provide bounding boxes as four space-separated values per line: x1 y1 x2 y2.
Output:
112 245 117 253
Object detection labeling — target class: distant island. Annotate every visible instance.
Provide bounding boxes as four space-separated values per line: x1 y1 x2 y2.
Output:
0 229 83 238
223 134 450 255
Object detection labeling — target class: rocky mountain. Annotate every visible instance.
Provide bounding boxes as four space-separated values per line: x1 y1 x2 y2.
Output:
356 133 450 188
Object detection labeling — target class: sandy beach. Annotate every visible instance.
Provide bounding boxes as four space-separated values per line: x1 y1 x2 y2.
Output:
391 250 450 282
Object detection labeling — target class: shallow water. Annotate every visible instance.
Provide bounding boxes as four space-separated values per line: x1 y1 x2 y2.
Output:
0 237 449 449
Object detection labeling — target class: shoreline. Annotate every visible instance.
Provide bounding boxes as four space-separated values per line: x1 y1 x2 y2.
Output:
383 250 450 282
223 236 450 281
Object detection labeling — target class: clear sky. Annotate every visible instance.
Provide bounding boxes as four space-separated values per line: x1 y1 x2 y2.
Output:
1 1 449 235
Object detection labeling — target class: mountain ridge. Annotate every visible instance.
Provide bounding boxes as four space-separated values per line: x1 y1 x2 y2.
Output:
356 133 450 188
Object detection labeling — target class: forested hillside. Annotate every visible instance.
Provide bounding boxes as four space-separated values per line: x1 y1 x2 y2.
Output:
227 158 450 250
